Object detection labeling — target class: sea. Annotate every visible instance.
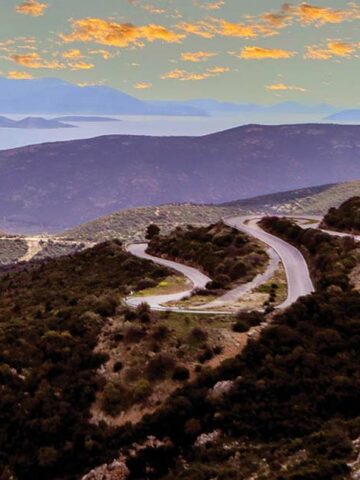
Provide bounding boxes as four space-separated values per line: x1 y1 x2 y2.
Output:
0 113 343 151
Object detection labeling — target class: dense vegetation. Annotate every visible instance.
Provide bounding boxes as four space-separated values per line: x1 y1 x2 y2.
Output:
114 220 360 479
0 241 171 479
321 196 360 234
147 222 268 289
2 217 360 479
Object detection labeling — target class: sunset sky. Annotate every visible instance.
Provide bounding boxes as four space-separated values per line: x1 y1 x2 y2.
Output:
1 0 359 105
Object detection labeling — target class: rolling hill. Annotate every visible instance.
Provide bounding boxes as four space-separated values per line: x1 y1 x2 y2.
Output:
0 123 360 234
61 180 360 242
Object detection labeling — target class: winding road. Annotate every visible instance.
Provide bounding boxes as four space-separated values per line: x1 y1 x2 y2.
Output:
125 243 212 312
225 217 315 309
125 215 316 313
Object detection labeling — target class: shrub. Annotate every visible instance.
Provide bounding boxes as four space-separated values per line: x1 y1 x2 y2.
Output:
146 224 161 240
146 354 175 381
232 321 249 333
113 361 123 372
133 378 153 402
101 381 130 416
124 326 146 343
189 327 208 344
172 366 190 381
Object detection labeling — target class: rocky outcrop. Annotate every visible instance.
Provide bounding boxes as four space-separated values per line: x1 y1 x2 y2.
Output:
81 459 129 480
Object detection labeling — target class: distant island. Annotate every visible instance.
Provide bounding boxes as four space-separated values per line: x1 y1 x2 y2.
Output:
53 116 121 122
0 116 75 129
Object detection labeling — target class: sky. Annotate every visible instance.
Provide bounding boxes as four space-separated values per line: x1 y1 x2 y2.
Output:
0 0 359 105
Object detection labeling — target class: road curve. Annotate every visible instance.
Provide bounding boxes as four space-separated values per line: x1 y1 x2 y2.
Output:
224 216 315 309
125 243 215 313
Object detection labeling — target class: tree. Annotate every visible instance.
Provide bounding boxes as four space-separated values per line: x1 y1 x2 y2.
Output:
146 224 161 240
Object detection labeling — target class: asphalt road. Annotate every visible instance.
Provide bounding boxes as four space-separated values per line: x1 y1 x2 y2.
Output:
225 216 315 309
125 243 215 313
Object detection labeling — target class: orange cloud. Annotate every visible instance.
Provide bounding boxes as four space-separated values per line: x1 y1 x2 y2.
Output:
181 51 216 62
305 40 358 59
161 66 229 81
90 49 112 60
206 66 230 74
266 82 307 92
62 49 83 59
134 82 152 89
234 46 296 60
9 52 65 69
261 2 360 29
7 70 34 79
61 18 184 48
69 61 95 70
297 3 360 26
16 0 48 17
196 0 225 10
141 4 166 14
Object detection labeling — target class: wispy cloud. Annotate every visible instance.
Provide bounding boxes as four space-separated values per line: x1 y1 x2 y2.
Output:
266 82 307 92
195 0 225 10
161 66 229 81
181 51 217 62
7 70 34 79
232 46 296 60
134 81 152 89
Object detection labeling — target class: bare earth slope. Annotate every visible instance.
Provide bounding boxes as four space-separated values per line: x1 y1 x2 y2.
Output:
1 124 360 233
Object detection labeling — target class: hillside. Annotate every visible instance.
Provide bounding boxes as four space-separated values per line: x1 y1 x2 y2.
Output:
0 236 268 479
1 124 360 234
104 220 360 480
0 240 176 478
61 204 234 242
225 179 360 215
321 196 360 234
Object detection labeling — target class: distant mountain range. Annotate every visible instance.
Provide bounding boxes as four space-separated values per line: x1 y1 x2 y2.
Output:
0 77 206 116
326 110 360 122
0 77 342 118
0 116 74 129
0 123 359 233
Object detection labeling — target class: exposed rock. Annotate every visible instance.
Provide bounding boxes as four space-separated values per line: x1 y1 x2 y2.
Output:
129 435 172 456
349 437 360 479
207 380 234 401
195 430 221 447
81 459 129 480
